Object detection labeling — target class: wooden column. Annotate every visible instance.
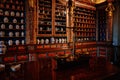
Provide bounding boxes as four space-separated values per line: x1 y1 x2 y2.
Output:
66 0 75 43
26 0 37 44
52 0 55 36
105 0 115 42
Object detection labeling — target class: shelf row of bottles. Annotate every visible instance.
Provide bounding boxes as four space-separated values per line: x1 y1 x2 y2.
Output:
55 0 66 35
74 20 95 24
37 37 67 44
0 24 25 30
39 0 51 6
0 10 24 17
75 28 96 32
74 7 95 14
0 0 26 45
0 17 24 24
0 39 25 46
74 24 95 28
76 37 96 41
38 0 52 35
1 0 24 4
74 5 96 41
76 32 96 37
0 3 24 11
0 31 25 37
74 14 95 19
98 9 106 41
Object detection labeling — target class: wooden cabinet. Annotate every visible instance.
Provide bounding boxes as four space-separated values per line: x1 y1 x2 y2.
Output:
98 10 106 41
36 0 67 45
36 0 97 45
0 0 108 46
0 0 26 45
73 5 96 42
96 2 107 41
37 0 52 35
55 0 67 42
37 0 52 44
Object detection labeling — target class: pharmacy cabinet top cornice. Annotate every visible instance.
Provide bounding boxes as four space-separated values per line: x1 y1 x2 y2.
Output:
75 1 96 10
60 0 96 10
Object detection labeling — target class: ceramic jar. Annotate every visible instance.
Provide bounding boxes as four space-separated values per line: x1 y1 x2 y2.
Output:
3 17 9 23
16 12 20 17
21 25 24 29
0 9 3 15
21 32 24 37
59 38 62 43
45 39 49 44
21 12 24 17
9 24 13 29
39 27 42 31
62 38 65 43
5 11 9 16
0 31 5 37
21 40 25 45
15 40 20 45
13 18 17 23
16 25 19 29
8 40 13 46
0 41 6 54
41 39 44 44
51 37 55 44
56 39 58 43
15 32 19 37
9 32 13 37
10 11 15 16
37 39 40 44
21 19 24 23
1 24 5 29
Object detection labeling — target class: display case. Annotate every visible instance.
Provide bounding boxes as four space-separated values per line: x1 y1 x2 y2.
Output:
37 0 52 44
54 0 67 43
0 0 26 45
98 10 106 41
73 6 96 42
37 0 67 44
95 1 107 42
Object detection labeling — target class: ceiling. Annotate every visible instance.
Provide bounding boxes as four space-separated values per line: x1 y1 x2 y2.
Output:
95 0 106 4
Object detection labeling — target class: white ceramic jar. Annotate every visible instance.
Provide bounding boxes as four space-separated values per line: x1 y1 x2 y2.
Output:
15 32 19 37
15 40 20 45
9 32 13 37
21 32 24 37
1 24 5 29
51 37 55 44
0 31 5 37
13 18 17 23
41 39 44 44
21 12 24 17
59 38 62 43
0 41 6 54
45 39 49 44
3 17 9 23
21 25 24 29
21 40 25 45
37 39 40 44
56 39 58 43
8 40 13 46
9 24 13 29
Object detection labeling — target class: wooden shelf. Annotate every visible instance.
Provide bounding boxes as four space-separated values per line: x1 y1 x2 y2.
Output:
74 6 96 42
0 0 26 46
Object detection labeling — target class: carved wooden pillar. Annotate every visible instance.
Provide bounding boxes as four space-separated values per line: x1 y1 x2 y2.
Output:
66 0 75 43
105 0 115 42
26 0 37 44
